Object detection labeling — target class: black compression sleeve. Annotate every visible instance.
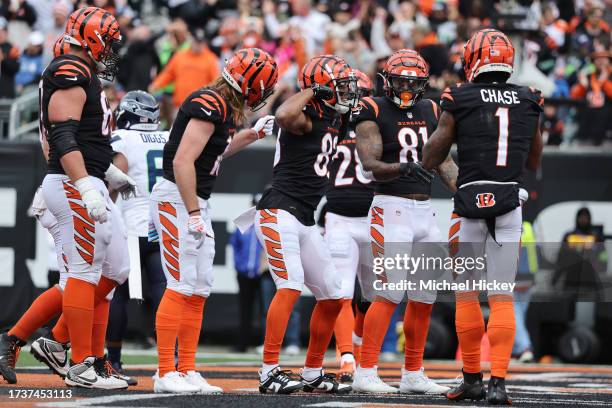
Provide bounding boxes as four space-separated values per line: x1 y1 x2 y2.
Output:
48 120 80 158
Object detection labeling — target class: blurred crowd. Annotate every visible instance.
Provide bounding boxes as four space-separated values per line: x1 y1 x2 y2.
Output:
0 0 610 145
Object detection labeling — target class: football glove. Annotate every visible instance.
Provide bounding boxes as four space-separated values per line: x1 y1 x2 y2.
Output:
188 215 206 242
105 163 138 200
251 115 275 139
74 177 108 223
399 162 435 184
312 83 334 101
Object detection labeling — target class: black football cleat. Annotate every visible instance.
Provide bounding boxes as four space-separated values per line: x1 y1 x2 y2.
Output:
487 376 512 405
259 367 303 394
301 370 351 394
0 332 25 384
446 371 486 402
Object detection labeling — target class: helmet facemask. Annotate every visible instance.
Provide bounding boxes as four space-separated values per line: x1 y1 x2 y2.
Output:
248 80 276 112
384 73 428 108
329 74 359 114
96 30 122 81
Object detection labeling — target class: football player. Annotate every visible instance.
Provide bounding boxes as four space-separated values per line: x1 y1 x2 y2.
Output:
352 49 456 394
325 69 374 383
34 7 139 389
253 55 355 395
149 48 277 394
105 90 169 386
422 29 543 405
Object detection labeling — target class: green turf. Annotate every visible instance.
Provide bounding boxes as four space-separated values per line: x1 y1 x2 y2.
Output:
17 351 260 368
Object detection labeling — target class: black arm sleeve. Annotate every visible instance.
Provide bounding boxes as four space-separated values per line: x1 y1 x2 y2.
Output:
48 120 80 158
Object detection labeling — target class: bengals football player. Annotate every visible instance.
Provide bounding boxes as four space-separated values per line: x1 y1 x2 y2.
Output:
352 49 457 394
249 55 357 394
26 7 137 390
325 69 374 383
149 48 277 394
422 28 544 405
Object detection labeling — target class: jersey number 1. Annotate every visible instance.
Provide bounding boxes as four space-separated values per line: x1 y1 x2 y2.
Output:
495 107 509 167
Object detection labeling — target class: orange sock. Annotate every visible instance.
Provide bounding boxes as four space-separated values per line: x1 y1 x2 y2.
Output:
52 276 118 345
178 295 205 373
63 278 95 363
403 301 433 371
51 315 69 344
305 299 342 368
92 299 110 358
9 286 63 341
455 291 485 374
353 309 366 364
487 295 515 378
263 288 301 365
333 299 354 355
359 300 396 369
156 289 188 376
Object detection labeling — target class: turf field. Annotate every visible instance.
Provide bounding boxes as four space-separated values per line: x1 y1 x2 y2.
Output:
3 349 612 407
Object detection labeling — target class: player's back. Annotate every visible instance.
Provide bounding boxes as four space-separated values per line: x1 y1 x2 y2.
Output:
111 128 168 236
441 82 543 186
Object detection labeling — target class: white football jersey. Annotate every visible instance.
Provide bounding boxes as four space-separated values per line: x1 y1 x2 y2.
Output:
111 128 168 236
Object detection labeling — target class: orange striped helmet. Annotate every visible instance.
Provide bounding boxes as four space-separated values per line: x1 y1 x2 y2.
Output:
381 49 429 108
463 29 514 82
300 55 357 114
222 48 279 111
353 69 373 97
64 7 122 80
53 35 69 58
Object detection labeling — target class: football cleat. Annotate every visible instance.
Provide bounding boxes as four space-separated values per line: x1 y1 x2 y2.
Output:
338 360 355 383
65 356 128 389
487 376 512 405
182 371 223 394
153 370 200 394
446 371 486 402
301 370 351 394
352 367 398 393
0 333 25 384
94 355 135 387
110 361 138 386
399 367 449 394
259 366 303 394
30 335 69 378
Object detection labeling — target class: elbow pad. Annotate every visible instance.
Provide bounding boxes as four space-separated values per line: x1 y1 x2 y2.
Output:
48 120 80 158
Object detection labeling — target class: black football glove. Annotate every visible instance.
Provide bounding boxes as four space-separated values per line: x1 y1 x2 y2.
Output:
399 162 435 184
311 83 334 100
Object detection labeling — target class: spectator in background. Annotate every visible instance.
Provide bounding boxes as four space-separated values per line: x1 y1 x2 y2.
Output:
571 50 612 145
286 0 330 55
388 0 429 49
230 196 265 353
149 26 219 110
0 17 20 99
541 105 564 145
413 23 447 79
570 1 610 55
42 2 71 65
117 25 161 92
15 30 44 93
336 29 375 77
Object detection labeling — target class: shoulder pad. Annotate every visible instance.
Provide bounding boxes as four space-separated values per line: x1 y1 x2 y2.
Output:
183 88 228 124
46 56 92 89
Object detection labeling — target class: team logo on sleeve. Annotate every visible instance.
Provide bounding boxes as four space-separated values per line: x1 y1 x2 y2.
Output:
475 193 496 208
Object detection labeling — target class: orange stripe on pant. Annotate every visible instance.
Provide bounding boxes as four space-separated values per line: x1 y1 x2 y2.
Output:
259 209 288 280
159 202 180 281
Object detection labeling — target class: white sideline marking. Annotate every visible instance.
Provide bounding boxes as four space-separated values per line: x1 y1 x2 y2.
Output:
569 383 612 388
37 393 175 407
303 403 363 407
233 388 259 392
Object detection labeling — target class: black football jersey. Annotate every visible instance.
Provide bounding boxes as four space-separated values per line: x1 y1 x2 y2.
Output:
163 88 235 200
326 113 374 217
440 82 543 186
258 100 341 225
354 96 439 196
40 54 114 180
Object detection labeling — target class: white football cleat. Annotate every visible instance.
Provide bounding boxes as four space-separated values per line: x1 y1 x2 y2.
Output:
301 369 351 394
182 371 223 394
30 335 69 378
352 366 398 393
65 357 128 389
153 371 200 394
399 367 449 394
259 366 303 394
